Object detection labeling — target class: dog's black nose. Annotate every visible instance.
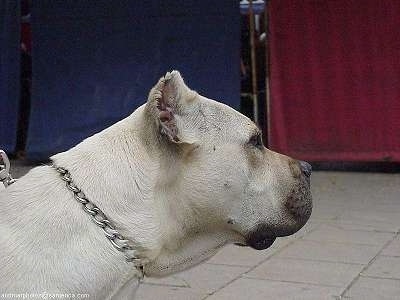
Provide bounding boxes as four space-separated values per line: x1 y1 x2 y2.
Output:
299 161 312 177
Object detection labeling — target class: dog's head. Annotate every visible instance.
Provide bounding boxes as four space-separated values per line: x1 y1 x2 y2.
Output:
143 71 312 275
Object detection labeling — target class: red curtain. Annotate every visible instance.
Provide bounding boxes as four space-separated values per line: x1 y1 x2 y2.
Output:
269 0 400 162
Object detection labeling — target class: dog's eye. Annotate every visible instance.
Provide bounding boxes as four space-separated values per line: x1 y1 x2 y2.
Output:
248 134 263 149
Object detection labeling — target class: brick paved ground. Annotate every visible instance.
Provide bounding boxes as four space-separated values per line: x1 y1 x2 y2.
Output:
10 161 400 299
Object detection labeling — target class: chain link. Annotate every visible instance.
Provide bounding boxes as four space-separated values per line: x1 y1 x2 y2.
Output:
52 165 144 273
0 150 17 187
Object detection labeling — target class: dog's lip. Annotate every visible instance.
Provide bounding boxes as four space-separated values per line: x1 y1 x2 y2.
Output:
234 242 249 247
246 236 276 250
244 224 279 250
234 236 276 250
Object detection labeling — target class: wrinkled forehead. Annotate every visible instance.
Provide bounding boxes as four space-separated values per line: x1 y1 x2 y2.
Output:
197 95 259 141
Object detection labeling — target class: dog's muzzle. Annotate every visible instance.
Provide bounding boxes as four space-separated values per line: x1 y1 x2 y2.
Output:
243 160 313 250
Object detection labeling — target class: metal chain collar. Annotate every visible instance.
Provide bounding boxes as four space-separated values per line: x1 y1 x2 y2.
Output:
0 150 17 187
0 150 144 276
52 164 145 276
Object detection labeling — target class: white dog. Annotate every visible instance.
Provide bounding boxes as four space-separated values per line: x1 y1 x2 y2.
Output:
0 71 312 299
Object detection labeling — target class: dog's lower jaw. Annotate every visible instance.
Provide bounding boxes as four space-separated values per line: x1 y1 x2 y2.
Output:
144 230 240 277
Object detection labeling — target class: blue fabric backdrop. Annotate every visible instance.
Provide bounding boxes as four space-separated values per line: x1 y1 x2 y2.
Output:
0 1 20 154
27 1 240 160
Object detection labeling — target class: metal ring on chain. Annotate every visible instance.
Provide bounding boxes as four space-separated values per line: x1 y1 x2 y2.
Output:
0 150 17 187
52 165 144 271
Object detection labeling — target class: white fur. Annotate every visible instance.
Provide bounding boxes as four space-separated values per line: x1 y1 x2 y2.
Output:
0 71 312 298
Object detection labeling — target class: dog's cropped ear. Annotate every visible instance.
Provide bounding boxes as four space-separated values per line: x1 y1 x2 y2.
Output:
147 70 198 144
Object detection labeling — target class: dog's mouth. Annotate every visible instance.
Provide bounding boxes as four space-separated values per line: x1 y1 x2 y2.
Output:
235 238 276 250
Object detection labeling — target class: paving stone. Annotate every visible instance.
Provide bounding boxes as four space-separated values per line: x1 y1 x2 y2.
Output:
208 222 320 267
135 284 204 300
321 220 398 233
290 221 322 239
245 257 364 287
142 274 189 287
327 219 399 233
338 210 400 230
310 203 345 221
207 244 274 267
343 276 400 300
277 239 381 264
207 277 341 300
381 235 400 256
363 256 400 279
372 203 400 213
143 263 247 295
175 263 248 295
303 224 395 245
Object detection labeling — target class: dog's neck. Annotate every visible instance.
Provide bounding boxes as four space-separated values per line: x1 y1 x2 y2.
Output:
52 105 164 260
0 106 155 296
52 104 240 276
0 105 236 295
53 103 228 255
